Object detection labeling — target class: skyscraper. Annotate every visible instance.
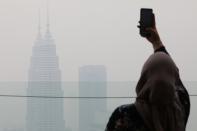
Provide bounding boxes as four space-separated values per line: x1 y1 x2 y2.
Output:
26 8 66 131
78 65 108 131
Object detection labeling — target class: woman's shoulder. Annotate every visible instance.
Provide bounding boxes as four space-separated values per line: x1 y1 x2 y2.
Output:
114 103 140 118
105 103 149 131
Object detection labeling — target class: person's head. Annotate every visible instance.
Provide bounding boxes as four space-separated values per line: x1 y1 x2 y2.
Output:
135 52 186 131
136 52 179 95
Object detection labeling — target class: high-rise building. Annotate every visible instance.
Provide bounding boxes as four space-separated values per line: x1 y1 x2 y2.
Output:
78 65 108 131
26 8 67 131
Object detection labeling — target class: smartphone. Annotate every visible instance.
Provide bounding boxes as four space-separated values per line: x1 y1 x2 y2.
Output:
139 8 154 37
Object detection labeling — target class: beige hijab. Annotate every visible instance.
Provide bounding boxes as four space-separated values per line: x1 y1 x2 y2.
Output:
135 52 186 131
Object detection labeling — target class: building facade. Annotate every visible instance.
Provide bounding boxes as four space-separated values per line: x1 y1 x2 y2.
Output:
78 65 108 131
26 11 67 131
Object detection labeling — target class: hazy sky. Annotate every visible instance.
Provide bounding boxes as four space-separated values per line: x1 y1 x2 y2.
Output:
0 0 196 81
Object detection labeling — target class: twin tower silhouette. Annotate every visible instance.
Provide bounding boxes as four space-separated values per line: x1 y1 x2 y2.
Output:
37 1 52 38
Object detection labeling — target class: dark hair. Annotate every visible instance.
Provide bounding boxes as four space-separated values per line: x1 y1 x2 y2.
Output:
149 79 175 106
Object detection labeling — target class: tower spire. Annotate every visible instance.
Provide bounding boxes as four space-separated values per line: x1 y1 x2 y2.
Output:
38 9 41 35
45 0 53 43
46 0 50 33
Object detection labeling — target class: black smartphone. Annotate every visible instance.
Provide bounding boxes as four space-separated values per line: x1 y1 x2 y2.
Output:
138 8 154 37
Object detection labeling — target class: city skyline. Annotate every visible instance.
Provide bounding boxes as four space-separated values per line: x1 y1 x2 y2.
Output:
0 0 196 131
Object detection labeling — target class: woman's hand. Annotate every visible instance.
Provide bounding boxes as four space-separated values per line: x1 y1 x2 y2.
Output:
144 15 163 51
145 27 163 50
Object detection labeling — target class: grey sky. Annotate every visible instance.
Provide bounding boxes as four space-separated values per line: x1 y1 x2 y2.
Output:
0 0 196 81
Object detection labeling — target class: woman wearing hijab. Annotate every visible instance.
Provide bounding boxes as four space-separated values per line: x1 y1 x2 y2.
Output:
105 15 190 131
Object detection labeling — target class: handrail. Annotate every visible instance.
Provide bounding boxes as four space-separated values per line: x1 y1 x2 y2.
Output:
0 94 196 99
